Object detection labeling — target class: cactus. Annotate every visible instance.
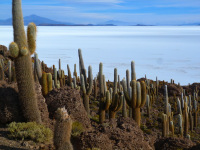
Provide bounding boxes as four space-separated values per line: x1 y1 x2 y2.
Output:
131 61 136 80
164 85 170 136
146 95 150 117
80 66 93 115
73 64 77 81
8 60 12 83
34 53 42 83
54 107 73 150
178 114 183 137
73 75 77 89
99 63 111 123
53 66 58 88
78 49 87 86
8 0 41 123
170 121 174 137
47 73 53 92
122 94 127 117
162 113 167 137
42 72 48 96
109 68 123 119
94 77 97 100
123 79 146 126
183 102 189 137
177 98 182 115
99 90 111 123
67 64 72 86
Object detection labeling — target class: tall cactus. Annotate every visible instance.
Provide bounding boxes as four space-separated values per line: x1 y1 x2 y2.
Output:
34 53 42 83
178 114 183 137
109 68 123 119
9 0 41 123
80 66 93 115
54 107 73 150
67 64 72 86
99 63 111 123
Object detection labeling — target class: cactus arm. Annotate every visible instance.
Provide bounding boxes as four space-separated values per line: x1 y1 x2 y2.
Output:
9 42 19 58
122 79 131 106
131 61 136 80
115 95 123 112
113 68 118 95
27 23 36 55
99 63 104 97
104 91 111 111
131 80 137 108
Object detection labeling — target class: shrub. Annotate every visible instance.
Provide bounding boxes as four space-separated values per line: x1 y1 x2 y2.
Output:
72 121 84 137
7 122 53 143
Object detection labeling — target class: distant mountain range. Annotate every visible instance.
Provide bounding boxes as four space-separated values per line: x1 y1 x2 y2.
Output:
0 14 199 26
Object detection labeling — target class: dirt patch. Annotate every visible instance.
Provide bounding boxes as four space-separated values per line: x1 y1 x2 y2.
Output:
101 117 153 150
154 137 196 150
45 86 92 130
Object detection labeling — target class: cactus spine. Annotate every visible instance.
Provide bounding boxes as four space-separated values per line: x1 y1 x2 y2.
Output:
9 0 41 123
54 107 73 150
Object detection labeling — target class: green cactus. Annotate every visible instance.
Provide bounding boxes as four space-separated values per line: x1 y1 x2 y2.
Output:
34 53 42 83
109 68 123 119
47 73 53 92
8 60 12 83
94 77 97 100
162 113 167 137
73 64 77 81
53 66 58 88
146 95 150 117
54 107 73 150
131 61 136 80
178 114 183 137
170 121 174 137
42 72 48 96
67 64 72 86
8 0 41 123
80 66 93 115
99 63 111 123
123 79 146 126
122 95 127 118
184 102 189 137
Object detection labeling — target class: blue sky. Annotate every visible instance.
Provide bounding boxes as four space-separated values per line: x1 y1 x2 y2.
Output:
0 0 200 25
